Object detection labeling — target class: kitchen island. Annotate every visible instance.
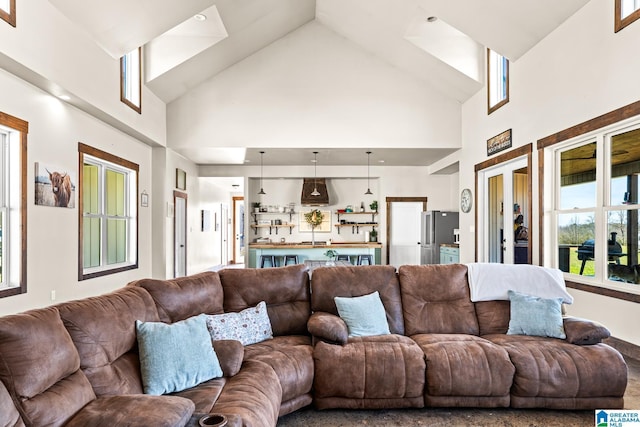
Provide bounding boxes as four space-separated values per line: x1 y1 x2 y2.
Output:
248 242 382 268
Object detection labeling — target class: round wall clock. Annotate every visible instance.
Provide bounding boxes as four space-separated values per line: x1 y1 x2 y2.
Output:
460 188 473 213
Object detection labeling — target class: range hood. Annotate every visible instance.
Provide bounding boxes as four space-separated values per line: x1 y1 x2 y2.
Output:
301 178 330 206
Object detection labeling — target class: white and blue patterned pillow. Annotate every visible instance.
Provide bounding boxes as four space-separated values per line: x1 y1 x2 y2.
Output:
206 301 273 346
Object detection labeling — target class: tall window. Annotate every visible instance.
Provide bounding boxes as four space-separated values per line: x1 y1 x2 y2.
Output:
487 49 509 114
0 0 16 27
120 47 142 113
0 112 27 298
79 143 138 280
615 0 640 32
551 123 640 292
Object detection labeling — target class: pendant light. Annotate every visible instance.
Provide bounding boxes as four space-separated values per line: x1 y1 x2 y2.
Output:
258 151 266 195
311 151 321 196
365 151 373 195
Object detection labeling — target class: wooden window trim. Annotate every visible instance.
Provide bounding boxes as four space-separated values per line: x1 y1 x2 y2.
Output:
537 100 640 304
615 0 640 32
120 48 142 114
487 48 510 115
78 143 139 280
0 111 27 298
0 0 16 27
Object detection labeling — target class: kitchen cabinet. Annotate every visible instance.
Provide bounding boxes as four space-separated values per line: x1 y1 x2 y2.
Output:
439 245 460 264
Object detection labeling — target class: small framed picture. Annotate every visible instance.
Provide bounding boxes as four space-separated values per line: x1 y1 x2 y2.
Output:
176 168 186 190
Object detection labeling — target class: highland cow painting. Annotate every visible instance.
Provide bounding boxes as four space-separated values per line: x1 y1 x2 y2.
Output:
35 162 76 208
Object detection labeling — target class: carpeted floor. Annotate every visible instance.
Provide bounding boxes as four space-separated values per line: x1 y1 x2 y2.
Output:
277 356 640 427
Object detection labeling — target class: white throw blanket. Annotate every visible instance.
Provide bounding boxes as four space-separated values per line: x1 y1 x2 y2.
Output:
465 263 574 304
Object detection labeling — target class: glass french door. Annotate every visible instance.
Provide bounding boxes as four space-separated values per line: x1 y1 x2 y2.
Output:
477 157 529 264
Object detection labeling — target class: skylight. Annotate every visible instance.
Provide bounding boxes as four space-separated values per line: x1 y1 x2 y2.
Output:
145 5 228 82
404 11 483 83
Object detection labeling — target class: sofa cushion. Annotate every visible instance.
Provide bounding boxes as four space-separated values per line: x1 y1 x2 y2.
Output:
0 307 96 427
212 359 282 427
136 314 222 395
562 316 611 345
243 335 314 411
0 380 24 427
311 265 405 335
398 264 479 335
206 301 273 345
475 301 510 335
411 334 514 407
128 271 224 323
313 335 425 409
219 264 310 336
334 291 390 337
212 340 244 377
507 290 565 339
57 286 161 396
307 312 349 344
65 394 194 427
485 334 627 409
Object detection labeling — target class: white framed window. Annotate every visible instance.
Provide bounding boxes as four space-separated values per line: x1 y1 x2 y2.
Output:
615 0 640 32
0 112 27 298
120 47 142 113
0 0 15 27
549 120 640 294
487 49 509 114
79 143 138 280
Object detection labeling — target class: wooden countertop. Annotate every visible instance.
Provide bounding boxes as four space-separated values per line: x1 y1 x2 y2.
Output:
440 243 459 248
249 242 382 249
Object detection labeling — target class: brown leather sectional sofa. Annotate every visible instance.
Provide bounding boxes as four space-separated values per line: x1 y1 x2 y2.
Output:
0 263 628 427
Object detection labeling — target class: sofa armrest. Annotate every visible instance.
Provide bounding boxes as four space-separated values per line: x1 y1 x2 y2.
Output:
563 316 611 345
308 312 348 345
212 339 244 377
65 395 194 427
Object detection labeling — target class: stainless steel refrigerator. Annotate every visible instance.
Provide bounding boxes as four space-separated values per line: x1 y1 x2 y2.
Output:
420 211 459 264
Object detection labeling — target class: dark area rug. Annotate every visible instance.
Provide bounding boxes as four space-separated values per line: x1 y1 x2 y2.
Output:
277 357 640 426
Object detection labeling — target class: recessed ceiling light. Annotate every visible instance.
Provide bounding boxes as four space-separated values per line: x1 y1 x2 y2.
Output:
378 160 385 163
194 14 207 21
58 95 71 101
426 16 438 23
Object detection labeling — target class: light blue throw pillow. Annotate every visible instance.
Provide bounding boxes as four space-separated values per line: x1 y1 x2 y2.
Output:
334 291 390 337
507 290 566 339
136 313 222 395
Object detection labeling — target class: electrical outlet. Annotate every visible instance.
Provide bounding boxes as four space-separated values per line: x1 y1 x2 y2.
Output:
50 290 56 301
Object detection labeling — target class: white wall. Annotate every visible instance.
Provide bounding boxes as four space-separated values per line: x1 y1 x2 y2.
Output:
459 1 640 345
167 21 461 153
0 0 166 147
0 69 153 315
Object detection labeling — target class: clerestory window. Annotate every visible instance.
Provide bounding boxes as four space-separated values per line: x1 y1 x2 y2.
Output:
120 47 142 113
487 49 509 114
615 0 640 32
0 0 15 27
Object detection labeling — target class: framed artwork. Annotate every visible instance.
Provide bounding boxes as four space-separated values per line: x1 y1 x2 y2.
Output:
487 129 512 156
176 168 186 190
299 210 331 233
34 162 76 208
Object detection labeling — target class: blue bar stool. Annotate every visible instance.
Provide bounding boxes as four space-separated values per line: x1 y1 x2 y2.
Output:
283 255 299 265
260 255 277 268
357 255 373 265
336 254 352 264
